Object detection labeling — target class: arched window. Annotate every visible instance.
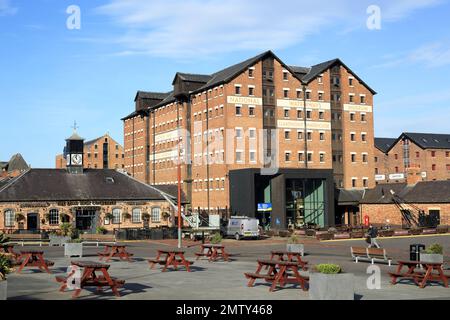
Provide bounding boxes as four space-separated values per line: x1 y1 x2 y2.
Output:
132 208 141 223
4 210 15 227
151 207 161 223
49 209 59 225
112 208 121 224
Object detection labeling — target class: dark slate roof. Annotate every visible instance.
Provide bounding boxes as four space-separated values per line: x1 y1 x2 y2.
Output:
152 91 176 109
301 58 377 94
360 181 450 204
302 59 339 83
336 189 365 205
374 138 397 153
0 177 13 189
173 73 212 84
288 65 311 76
66 132 84 141
0 169 186 203
1 154 29 173
192 51 273 94
135 91 170 102
402 133 450 150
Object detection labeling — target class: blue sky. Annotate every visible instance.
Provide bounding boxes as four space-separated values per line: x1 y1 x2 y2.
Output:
0 0 449 168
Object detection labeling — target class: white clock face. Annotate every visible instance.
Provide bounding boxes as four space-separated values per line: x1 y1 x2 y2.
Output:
71 154 83 166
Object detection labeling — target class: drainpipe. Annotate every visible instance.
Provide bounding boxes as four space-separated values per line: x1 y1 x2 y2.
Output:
302 84 308 168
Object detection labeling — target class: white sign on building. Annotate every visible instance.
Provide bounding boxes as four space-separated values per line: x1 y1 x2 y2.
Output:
375 175 386 181
389 173 405 180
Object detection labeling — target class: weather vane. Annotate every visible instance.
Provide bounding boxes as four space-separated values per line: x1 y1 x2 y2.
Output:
71 121 79 132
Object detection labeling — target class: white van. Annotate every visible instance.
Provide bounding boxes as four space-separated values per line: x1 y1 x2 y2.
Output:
221 216 260 240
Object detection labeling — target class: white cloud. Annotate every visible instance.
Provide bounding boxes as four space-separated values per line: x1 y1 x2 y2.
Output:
372 41 450 68
0 0 17 16
95 0 441 59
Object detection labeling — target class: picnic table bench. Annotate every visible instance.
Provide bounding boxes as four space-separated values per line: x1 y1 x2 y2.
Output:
56 261 125 298
245 259 309 292
16 251 54 274
6 234 49 247
351 247 392 266
80 234 116 247
98 244 134 262
270 251 308 270
195 244 230 262
148 249 194 272
389 260 449 289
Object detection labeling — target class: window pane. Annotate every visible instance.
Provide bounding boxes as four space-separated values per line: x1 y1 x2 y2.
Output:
151 207 161 223
49 209 59 225
112 209 121 224
132 208 141 223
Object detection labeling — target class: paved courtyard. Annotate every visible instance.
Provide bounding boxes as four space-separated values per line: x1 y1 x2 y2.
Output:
5 235 450 300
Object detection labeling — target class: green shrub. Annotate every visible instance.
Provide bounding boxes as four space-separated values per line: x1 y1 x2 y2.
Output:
0 253 13 281
0 232 10 247
287 235 300 244
210 233 223 244
424 243 443 254
60 223 73 237
67 239 82 244
96 226 108 235
315 264 342 274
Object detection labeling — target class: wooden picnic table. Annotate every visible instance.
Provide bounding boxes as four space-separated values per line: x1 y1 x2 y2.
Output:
56 261 125 299
389 260 449 289
244 259 309 292
148 249 193 272
16 250 54 274
270 251 308 270
98 244 134 262
195 244 230 262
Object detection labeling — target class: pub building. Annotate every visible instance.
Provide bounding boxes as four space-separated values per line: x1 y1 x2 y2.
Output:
0 131 186 234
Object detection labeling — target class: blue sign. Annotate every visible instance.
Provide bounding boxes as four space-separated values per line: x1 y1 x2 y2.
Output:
257 203 272 212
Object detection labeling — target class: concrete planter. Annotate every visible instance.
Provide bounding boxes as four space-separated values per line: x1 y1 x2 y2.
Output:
309 273 355 300
287 244 304 256
420 253 444 264
0 280 6 301
49 235 71 247
436 226 448 234
350 231 364 239
394 230 409 236
64 243 83 258
315 232 333 241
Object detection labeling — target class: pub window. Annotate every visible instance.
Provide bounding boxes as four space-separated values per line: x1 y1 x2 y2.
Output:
298 153 304 162
352 179 357 188
49 209 59 225
285 152 291 162
112 208 121 224
319 111 324 120
284 131 290 140
4 210 15 227
307 153 313 162
151 207 161 223
320 132 325 141
318 92 323 101
283 71 288 81
306 110 312 119
297 131 303 140
361 113 366 122
360 95 366 104
132 208 142 223
320 153 325 163
297 90 302 99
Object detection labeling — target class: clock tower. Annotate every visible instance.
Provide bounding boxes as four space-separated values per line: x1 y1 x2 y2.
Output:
65 129 84 174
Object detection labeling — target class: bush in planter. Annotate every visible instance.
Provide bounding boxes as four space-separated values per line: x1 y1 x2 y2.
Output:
0 253 13 281
287 235 304 256
327 227 338 234
210 233 223 244
421 243 444 264
60 223 73 237
314 264 341 274
96 226 108 235
310 264 354 300
0 233 10 250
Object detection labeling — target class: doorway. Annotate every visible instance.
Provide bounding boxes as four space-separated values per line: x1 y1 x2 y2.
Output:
75 208 99 231
27 213 38 231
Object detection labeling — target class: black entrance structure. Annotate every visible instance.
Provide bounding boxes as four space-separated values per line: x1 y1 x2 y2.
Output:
75 208 99 231
229 169 335 229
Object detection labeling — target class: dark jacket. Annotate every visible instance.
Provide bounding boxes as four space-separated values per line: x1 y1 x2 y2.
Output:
368 227 378 238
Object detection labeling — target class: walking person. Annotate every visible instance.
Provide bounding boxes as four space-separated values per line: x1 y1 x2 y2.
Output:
367 225 380 248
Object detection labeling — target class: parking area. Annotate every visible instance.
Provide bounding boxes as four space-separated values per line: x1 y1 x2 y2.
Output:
5 235 450 300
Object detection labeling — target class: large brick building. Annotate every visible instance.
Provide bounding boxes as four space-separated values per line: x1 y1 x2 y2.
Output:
56 133 125 170
122 51 377 228
374 133 450 184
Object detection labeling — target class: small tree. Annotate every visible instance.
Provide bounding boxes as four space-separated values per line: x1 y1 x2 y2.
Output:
0 253 13 281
